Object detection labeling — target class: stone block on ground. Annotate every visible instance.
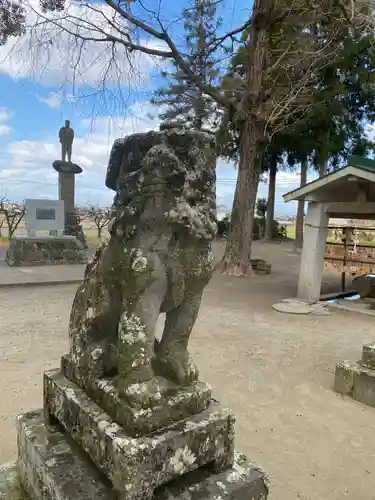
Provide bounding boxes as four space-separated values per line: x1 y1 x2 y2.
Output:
352 274 375 298
1 409 268 500
5 236 87 267
335 349 375 408
250 259 271 275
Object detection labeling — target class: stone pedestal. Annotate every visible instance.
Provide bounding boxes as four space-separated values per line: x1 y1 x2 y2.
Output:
5 235 87 266
53 161 87 248
335 342 375 407
1 411 268 500
0 358 269 500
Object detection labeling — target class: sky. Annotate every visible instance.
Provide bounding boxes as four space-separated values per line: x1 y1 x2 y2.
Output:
0 0 358 216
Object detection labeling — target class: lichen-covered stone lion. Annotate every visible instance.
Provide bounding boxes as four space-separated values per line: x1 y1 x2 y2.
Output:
68 125 217 396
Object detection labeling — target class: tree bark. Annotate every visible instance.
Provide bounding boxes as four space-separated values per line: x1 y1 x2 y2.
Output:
319 160 328 177
294 157 308 251
220 120 264 275
219 0 271 276
318 129 330 177
265 157 277 241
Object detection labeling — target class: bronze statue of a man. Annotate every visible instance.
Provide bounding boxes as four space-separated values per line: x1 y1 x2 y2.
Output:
59 120 74 162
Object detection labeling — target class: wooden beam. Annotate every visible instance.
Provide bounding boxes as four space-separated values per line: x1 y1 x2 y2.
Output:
324 202 375 216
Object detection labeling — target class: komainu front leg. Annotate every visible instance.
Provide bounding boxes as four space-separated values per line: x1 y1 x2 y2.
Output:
117 254 167 404
153 284 204 386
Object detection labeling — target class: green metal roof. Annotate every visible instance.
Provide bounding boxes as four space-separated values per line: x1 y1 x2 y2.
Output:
347 155 375 172
283 159 375 202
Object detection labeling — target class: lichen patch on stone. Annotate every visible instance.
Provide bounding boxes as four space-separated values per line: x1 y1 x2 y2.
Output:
168 445 196 474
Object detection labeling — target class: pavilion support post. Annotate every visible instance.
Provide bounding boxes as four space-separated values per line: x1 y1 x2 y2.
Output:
297 202 329 303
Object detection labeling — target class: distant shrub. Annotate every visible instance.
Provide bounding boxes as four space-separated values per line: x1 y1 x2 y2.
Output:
253 218 287 240
217 217 287 240
217 217 230 238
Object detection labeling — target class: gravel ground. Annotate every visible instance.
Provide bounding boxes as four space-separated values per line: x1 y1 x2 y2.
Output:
1 240 375 500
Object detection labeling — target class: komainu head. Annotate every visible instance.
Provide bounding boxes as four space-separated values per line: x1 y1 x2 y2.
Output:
106 126 217 242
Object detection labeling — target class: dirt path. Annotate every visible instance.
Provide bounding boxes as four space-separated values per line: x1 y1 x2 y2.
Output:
1 241 374 500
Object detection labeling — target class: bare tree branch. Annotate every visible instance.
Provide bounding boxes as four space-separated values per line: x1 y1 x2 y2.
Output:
0 197 26 240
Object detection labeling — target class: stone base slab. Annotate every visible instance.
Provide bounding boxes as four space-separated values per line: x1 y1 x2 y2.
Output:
0 410 269 500
335 360 375 407
61 356 211 437
44 371 235 499
5 236 87 267
0 463 27 500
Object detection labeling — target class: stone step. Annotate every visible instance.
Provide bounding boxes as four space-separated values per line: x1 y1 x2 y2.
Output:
17 409 115 500
4 410 269 500
60 355 212 437
335 360 375 408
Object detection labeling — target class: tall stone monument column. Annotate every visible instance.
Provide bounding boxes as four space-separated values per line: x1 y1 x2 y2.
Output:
52 120 87 247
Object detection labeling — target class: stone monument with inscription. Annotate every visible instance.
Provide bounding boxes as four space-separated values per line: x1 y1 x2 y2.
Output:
0 124 269 500
53 120 86 247
5 198 87 266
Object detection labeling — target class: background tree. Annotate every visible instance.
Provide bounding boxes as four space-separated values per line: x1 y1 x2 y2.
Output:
0 0 25 45
262 137 286 241
291 27 375 249
255 196 267 238
0 215 5 237
151 0 221 131
1 0 372 275
0 198 26 240
220 9 375 249
86 205 111 239
256 197 267 219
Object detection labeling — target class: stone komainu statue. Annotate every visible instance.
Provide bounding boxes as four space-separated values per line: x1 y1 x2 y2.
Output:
68 127 217 395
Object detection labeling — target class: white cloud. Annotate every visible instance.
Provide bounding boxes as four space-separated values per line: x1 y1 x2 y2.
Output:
0 0 162 90
37 92 62 108
0 125 12 137
0 108 12 122
0 108 12 137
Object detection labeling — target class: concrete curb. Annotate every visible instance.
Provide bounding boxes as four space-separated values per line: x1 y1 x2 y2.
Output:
0 279 82 288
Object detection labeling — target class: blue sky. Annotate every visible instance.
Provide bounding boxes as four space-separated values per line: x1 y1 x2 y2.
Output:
0 0 316 215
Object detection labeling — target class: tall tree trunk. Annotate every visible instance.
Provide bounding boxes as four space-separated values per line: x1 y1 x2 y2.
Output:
220 120 264 275
219 0 271 275
318 129 330 177
265 157 277 241
294 157 308 251
319 162 327 177
194 0 205 131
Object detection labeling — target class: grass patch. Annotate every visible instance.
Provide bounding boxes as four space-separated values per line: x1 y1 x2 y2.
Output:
286 225 296 239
